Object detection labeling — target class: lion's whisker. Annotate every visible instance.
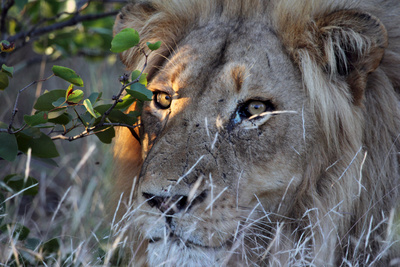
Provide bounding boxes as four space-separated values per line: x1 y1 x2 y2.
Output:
205 186 228 211
248 110 298 121
176 155 205 185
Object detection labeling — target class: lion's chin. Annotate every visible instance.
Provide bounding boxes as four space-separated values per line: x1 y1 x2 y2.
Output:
146 238 230 266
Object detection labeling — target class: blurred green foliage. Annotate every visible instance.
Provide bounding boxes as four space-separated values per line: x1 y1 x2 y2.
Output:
1 0 123 66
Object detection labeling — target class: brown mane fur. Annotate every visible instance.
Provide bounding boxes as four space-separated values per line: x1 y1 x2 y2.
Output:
112 0 400 265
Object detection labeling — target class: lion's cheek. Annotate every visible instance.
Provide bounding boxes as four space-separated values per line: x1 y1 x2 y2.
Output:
240 160 303 210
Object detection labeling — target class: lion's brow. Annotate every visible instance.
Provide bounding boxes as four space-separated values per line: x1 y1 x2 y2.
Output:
170 62 188 85
230 65 246 92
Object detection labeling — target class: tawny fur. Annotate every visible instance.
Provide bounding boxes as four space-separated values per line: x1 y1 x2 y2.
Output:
111 0 400 266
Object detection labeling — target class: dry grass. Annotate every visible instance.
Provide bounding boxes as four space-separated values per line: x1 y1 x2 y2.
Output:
110 156 400 266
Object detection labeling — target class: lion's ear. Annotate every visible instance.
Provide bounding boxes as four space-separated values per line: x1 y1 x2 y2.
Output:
113 1 186 78
113 2 159 71
316 10 388 105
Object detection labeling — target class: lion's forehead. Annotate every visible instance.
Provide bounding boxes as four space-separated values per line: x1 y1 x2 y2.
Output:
151 21 302 104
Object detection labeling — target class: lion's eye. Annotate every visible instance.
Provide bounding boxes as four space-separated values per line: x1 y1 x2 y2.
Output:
239 100 275 119
154 92 172 109
247 101 267 116
230 100 275 126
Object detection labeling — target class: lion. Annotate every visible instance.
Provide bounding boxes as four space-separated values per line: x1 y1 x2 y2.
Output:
111 0 400 266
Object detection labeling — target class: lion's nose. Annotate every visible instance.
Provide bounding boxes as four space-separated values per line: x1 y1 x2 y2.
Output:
142 193 188 214
142 190 208 214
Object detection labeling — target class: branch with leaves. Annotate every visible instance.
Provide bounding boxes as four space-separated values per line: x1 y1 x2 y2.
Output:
0 28 160 163
0 1 164 265
0 26 161 265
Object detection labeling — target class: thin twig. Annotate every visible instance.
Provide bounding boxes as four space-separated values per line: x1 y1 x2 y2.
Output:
102 122 140 129
50 123 140 141
7 11 119 47
99 50 149 126
8 75 54 133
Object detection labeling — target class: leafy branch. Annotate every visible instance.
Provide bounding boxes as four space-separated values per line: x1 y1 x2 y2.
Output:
0 1 157 265
0 26 158 262
0 27 159 162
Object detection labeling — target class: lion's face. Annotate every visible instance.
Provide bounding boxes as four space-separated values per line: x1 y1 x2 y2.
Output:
114 0 400 265
133 21 313 265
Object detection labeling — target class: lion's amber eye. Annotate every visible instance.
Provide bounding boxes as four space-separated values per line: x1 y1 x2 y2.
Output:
231 100 275 125
154 92 172 109
238 100 274 119
247 101 267 116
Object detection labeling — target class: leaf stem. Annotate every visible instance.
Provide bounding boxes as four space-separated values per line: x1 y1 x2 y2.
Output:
73 107 87 130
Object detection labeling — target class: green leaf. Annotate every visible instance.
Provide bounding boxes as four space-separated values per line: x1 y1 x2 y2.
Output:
20 127 41 138
65 84 73 97
16 132 59 158
42 238 60 254
0 72 9 90
95 126 115 144
83 99 100 118
24 111 48 126
48 108 66 119
48 112 72 125
52 97 67 108
115 95 135 111
52 65 84 87
147 41 162 51
3 174 39 196
0 132 18 161
88 92 100 104
0 223 30 241
94 105 137 125
66 89 84 104
34 90 66 111
1 64 13 78
79 112 91 127
126 83 153 101
128 110 141 118
111 28 140 53
130 70 148 86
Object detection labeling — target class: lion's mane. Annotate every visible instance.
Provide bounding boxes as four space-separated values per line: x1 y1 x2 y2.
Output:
112 0 400 265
